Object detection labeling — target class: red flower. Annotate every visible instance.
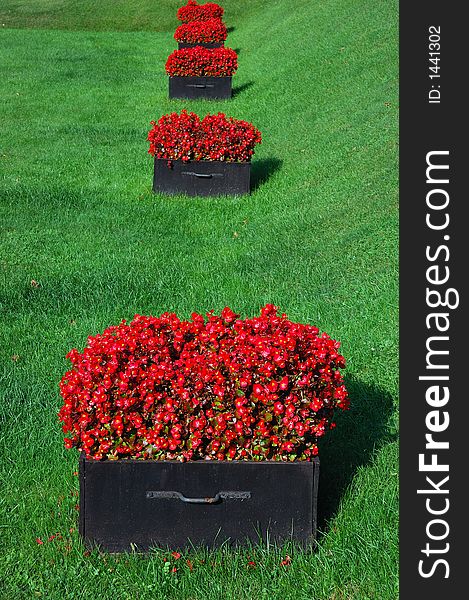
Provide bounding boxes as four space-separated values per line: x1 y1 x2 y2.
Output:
280 555 292 567
172 551 182 559
58 305 349 462
175 18 227 43
166 47 238 78
147 110 262 163
177 1 224 23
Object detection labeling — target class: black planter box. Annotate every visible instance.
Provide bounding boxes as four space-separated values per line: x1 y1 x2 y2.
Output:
153 158 251 197
79 456 319 552
169 76 232 100
177 42 224 49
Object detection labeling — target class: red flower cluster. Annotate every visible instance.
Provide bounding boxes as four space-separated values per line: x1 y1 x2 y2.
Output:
174 17 227 43
147 110 262 163
166 46 237 77
59 305 349 462
177 0 224 23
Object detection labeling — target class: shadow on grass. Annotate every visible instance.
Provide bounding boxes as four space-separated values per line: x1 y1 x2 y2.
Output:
232 80 254 98
251 157 283 191
227 26 235 33
233 48 241 56
316 375 397 535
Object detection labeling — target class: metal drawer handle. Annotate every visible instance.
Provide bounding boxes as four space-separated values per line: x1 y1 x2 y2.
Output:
181 171 224 179
146 490 251 504
186 84 214 88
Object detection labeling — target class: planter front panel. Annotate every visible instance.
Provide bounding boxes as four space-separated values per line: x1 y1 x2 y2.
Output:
152 159 251 197
177 42 224 49
169 76 232 100
79 458 319 552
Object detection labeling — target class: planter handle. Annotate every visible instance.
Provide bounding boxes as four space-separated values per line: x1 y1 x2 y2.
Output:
146 490 251 504
186 84 214 89
181 171 224 179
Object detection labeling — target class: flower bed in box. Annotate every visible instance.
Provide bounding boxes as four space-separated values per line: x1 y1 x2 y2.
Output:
147 110 261 196
59 305 349 550
175 17 227 49
177 0 224 23
166 46 237 99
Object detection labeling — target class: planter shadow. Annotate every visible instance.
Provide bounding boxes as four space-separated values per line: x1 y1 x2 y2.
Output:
316 375 397 535
251 157 283 191
232 81 254 98
227 26 235 33
233 47 241 56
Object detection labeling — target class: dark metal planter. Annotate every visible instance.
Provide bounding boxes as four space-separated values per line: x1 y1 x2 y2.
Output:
79 456 319 552
169 76 232 100
152 158 251 197
177 41 224 49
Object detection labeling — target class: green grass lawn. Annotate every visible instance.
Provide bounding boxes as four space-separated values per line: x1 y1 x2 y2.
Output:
0 0 398 598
